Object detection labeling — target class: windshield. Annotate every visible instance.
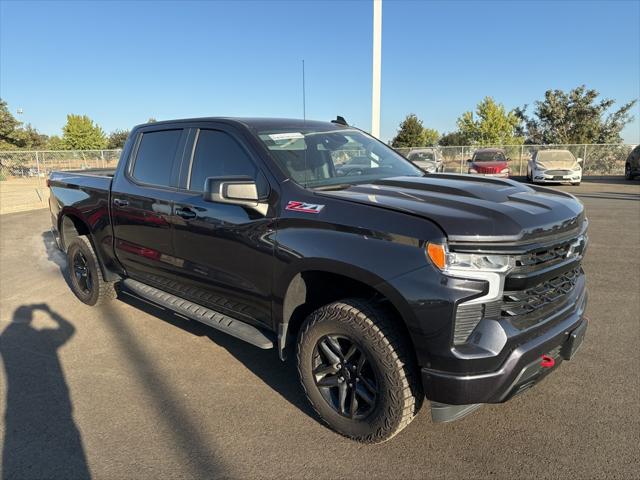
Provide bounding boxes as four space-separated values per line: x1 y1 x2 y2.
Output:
536 150 576 163
256 128 422 188
472 151 506 162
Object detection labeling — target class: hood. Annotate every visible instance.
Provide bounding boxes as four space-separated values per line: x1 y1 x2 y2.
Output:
535 159 578 170
412 160 438 171
319 175 584 243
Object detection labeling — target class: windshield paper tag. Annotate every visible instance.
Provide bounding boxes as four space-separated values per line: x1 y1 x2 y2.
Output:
285 201 325 214
269 132 304 141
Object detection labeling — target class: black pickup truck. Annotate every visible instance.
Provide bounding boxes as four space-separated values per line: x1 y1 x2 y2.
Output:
49 117 589 443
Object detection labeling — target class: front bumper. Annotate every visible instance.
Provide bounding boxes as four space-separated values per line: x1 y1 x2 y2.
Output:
421 308 588 406
470 172 509 178
533 170 582 183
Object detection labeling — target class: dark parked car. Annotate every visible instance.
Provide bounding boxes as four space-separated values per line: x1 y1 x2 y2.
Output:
467 148 510 177
48 117 589 443
625 145 640 180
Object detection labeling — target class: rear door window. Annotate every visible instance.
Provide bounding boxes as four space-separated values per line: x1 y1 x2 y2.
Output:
132 129 183 187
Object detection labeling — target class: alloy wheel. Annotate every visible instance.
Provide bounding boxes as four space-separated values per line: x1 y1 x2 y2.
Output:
312 335 378 419
73 251 92 294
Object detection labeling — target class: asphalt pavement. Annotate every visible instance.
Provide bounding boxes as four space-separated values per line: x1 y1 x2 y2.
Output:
1 178 639 479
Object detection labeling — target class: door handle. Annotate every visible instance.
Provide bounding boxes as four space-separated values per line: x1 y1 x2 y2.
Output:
113 198 129 207
175 207 197 220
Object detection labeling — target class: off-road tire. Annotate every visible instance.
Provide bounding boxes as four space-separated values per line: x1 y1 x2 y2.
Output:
66 236 117 306
297 298 422 443
625 164 634 180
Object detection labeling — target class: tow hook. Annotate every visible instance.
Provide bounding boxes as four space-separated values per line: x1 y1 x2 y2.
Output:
540 355 555 368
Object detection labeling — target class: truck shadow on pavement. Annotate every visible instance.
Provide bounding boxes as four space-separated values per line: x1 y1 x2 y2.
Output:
117 291 316 421
0 304 91 480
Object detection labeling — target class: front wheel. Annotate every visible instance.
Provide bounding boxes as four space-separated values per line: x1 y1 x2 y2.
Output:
66 236 117 306
297 299 421 443
625 164 634 180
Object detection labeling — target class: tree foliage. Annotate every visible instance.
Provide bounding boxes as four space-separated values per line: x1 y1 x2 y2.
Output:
520 85 637 144
62 114 107 150
438 131 467 146
456 97 523 145
47 135 67 150
391 114 439 147
107 129 130 149
420 128 439 147
0 99 49 150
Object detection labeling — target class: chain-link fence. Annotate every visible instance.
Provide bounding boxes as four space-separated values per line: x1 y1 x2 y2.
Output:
394 144 636 176
0 149 122 214
0 144 636 214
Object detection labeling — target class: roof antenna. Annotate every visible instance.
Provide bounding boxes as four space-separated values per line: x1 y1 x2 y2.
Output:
302 59 306 121
332 116 348 126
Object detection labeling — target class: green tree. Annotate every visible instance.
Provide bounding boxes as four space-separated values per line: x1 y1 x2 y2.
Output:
47 135 67 150
438 131 467 146
420 127 440 146
0 99 21 149
0 99 49 150
391 114 439 147
107 129 130 149
522 85 637 144
62 114 107 150
456 97 524 145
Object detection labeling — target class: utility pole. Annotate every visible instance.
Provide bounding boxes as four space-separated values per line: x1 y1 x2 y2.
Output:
371 0 382 138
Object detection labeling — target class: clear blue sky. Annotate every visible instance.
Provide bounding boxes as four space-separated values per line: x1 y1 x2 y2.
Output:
1 0 639 143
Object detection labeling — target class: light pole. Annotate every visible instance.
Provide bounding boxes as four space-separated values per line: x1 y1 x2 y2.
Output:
371 0 382 138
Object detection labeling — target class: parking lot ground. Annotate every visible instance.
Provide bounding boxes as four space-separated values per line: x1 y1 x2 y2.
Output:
1 178 639 479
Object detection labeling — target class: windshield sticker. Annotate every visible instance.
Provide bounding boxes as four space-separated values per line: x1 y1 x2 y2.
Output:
285 201 325 214
269 132 304 141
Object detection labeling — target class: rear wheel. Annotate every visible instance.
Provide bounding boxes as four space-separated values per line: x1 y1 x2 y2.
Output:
67 236 117 306
297 299 421 443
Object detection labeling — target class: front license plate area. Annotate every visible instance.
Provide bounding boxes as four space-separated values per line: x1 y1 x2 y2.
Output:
561 319 588 360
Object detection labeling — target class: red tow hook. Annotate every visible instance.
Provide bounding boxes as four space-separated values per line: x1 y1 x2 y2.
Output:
540 355 555 368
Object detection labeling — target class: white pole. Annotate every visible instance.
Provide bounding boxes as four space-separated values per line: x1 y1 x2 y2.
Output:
371 0 382 138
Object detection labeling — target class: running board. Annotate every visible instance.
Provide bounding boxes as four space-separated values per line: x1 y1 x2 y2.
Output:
122 278 274 349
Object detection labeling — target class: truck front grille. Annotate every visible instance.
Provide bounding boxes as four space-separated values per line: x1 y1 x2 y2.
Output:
454 267 583 344
499 267 581 329
514 239 574 271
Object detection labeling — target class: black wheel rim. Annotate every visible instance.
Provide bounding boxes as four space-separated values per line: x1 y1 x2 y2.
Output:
311 335 378 419
73 251 92 294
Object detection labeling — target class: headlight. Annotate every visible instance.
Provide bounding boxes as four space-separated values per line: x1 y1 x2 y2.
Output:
535 163 546 170
427 243 514 273
500 167 509 173
469 168 478 173
572 164 581 171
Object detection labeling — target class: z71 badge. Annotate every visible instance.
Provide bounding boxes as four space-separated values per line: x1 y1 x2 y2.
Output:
285 201 325 214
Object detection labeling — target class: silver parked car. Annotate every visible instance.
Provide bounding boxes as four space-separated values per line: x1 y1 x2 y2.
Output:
406 148 444 173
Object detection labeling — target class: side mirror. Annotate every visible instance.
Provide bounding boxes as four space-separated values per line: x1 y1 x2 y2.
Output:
203 176 268 215
466 158 472 163
506 157 511 162
577 157 583 164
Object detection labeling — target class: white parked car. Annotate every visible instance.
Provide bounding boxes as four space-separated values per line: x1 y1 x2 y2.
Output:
406 148 444 173
527 149 582 186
